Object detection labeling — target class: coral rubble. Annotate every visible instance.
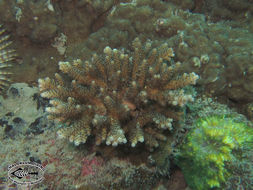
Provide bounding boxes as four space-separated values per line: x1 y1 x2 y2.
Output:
0 25 16 92
39 38 198 150
75 157 158 190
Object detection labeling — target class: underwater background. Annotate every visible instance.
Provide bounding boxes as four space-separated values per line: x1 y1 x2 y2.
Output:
0 0 252 189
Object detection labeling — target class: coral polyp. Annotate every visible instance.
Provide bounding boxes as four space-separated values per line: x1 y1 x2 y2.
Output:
38 38 199 150
0 25 16 92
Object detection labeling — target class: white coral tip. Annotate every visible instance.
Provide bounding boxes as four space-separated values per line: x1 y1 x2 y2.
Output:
104 46 112 54
112 142 118 147
74 140 80 146
139 136 144 143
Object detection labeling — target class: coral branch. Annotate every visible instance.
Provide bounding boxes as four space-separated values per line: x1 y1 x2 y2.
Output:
0 25 16 92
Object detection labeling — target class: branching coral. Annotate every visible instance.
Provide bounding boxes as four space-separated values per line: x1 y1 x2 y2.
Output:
175 115 253 190
38 38 199 150
0 25 16 92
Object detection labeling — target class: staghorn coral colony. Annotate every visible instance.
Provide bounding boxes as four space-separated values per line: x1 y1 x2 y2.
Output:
0 25 16 92
38 38 199 150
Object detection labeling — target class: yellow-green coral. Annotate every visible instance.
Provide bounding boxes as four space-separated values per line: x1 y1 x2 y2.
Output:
175 115 253 190
38 38 198 150
0 25 16 92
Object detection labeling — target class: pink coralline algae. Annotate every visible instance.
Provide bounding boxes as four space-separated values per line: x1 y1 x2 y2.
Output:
81 156 103 177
